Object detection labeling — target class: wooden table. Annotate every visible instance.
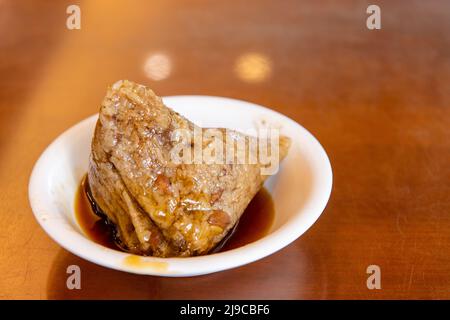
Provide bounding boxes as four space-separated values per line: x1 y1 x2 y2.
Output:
1 0 449 299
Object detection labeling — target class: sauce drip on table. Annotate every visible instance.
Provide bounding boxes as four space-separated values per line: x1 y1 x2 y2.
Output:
74 175 275 253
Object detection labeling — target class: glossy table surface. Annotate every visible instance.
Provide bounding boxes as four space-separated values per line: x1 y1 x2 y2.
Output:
0 0 449 299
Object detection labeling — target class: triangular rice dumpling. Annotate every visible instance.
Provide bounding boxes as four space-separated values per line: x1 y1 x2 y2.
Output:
88 80 290 257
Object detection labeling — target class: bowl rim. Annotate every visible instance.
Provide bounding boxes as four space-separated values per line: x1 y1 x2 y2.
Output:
28 95 333 276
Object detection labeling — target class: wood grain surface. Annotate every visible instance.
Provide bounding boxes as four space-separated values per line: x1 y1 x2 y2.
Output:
0 0 449 299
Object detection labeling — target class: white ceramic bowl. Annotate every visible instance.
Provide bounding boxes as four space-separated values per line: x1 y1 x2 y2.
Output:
29 96 332 276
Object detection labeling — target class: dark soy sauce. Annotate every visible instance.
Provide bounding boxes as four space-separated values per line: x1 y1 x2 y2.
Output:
75 175 275 254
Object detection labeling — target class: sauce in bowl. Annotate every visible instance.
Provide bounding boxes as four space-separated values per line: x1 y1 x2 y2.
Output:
75 175 275 254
